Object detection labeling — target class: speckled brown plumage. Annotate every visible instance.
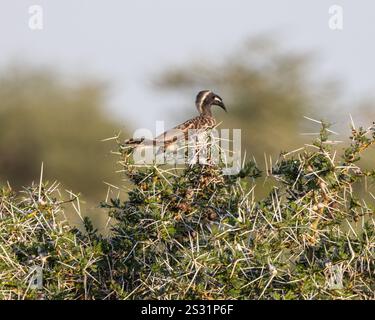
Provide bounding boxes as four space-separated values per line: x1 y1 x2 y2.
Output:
125 90 226 153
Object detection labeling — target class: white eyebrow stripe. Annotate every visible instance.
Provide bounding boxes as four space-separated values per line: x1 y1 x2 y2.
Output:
198 91 211 113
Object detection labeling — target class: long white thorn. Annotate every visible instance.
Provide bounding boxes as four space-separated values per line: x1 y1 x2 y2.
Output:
38 162 44 201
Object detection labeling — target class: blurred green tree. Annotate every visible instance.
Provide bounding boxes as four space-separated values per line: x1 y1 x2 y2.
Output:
0 66 124 209
155 37 342 164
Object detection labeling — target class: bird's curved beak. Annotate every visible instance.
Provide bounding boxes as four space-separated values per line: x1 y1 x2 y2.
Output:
213 96 227 112
217 101 227 112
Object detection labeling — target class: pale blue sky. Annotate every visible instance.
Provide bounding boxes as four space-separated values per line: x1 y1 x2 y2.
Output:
1 1 374 130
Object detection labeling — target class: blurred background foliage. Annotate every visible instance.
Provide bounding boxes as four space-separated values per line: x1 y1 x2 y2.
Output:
156 38 329 159
156 37 374 168
155 37 375 198
0 37 374 228
0 66 125 227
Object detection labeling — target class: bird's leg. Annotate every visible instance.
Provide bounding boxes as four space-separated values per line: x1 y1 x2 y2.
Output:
204 132 214 166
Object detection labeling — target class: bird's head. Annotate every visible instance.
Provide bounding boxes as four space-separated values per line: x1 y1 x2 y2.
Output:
195 90 227 116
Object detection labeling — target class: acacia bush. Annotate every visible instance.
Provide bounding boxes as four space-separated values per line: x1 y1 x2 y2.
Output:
0 121 374 299
0 183 106 299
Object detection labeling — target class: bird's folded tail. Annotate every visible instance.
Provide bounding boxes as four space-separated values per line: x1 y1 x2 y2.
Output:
124 137 146 145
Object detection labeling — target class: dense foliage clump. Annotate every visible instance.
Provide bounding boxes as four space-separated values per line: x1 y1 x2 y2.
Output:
0 121 374 299
0 183 106 299
104 121 374 299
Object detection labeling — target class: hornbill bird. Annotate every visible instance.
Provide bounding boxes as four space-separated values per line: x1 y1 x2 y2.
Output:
124 90 227 155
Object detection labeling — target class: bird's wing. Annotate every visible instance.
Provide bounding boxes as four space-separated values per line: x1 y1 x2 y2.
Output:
155 116 216 143
124 118 198 146
125 116 216 151
154 116 200 144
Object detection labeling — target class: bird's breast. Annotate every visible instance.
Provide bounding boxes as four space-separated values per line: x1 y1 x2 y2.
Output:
198 116 216 129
